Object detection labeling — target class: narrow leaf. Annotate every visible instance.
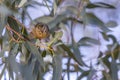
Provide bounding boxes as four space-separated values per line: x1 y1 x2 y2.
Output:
105 21 118 28
53 0 57 15
7 16 20 32
60 44 87 66
78 37 100 46
100 32 109 41
72 42 87 67
47 31 63 46
86 2 115 9
85 13 111 33
102 71 112 80
33 16 53 24
87 69 96 80
110 59 118 80
52 54 62 80
24 41 45 70
18 58 35 80
18 0 27 8
95 2 115 8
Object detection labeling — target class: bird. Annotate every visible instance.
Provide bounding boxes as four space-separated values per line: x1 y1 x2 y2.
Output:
30 22 50 40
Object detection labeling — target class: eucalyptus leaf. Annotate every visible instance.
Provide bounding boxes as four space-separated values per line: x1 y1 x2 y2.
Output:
21 43 30 62
97 51 103 58
24 41 45 70
60 44 87 66
48 6 78 29
87 69 96 80
18 0 27 8
64 6 78 15
0 4 11 35
85 13 111 33
6 44 20 79
101 55 111 69
53 0 57 15
33 16 54 25
41 50 46 57
52 53 62 80
24 1 51 8
72 41 87 67
108 35 117 44
7 16 20 32
10 43 19 55
47 31 63 46
0 63 6 80
48 14 67 29
86 2 115 9
18 58 36 80
95 2 115 9
110 59 118 80
102 71 112 80
105 21 118 28
100 32 109 41
78 37 100 46
7 54 18 80
0 49 5 58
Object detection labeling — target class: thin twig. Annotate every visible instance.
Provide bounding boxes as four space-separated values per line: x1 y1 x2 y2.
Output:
43 0 51 12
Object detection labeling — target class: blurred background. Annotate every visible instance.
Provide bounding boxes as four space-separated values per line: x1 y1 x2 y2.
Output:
0 0 120 80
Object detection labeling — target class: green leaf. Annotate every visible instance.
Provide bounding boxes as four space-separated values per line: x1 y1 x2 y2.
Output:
0 38 10 58
33 16 54 25
60 44 87 66
7 16 20 32
108 35 117 44
85 13 111 33
95 2 115 8
21 43 30 62
0 63 7 80
72 41 87 67
86 2 115 9
6 43 20 79
101 55 111 69
10 43 19 55
47 31 63 46
78 37 100 46
64 6 79 15
18 0 27 8
97 51 103 58
52 53 62 80
48 14 67 29
110 59 118 80
102 71 112 80
87 69 96 80
41 50 47 57
53 0 57 15
24 41 45 70
100 32 109 41
7 54 19 79
0 37 2 46
105 21 118 28
48 6 78 29
18 58 36 80
0 4 11 35
32 6 81 30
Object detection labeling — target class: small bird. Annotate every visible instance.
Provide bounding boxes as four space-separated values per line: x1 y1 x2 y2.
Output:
30 22 50 40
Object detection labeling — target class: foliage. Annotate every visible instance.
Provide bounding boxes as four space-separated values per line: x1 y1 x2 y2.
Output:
0 0 119 80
